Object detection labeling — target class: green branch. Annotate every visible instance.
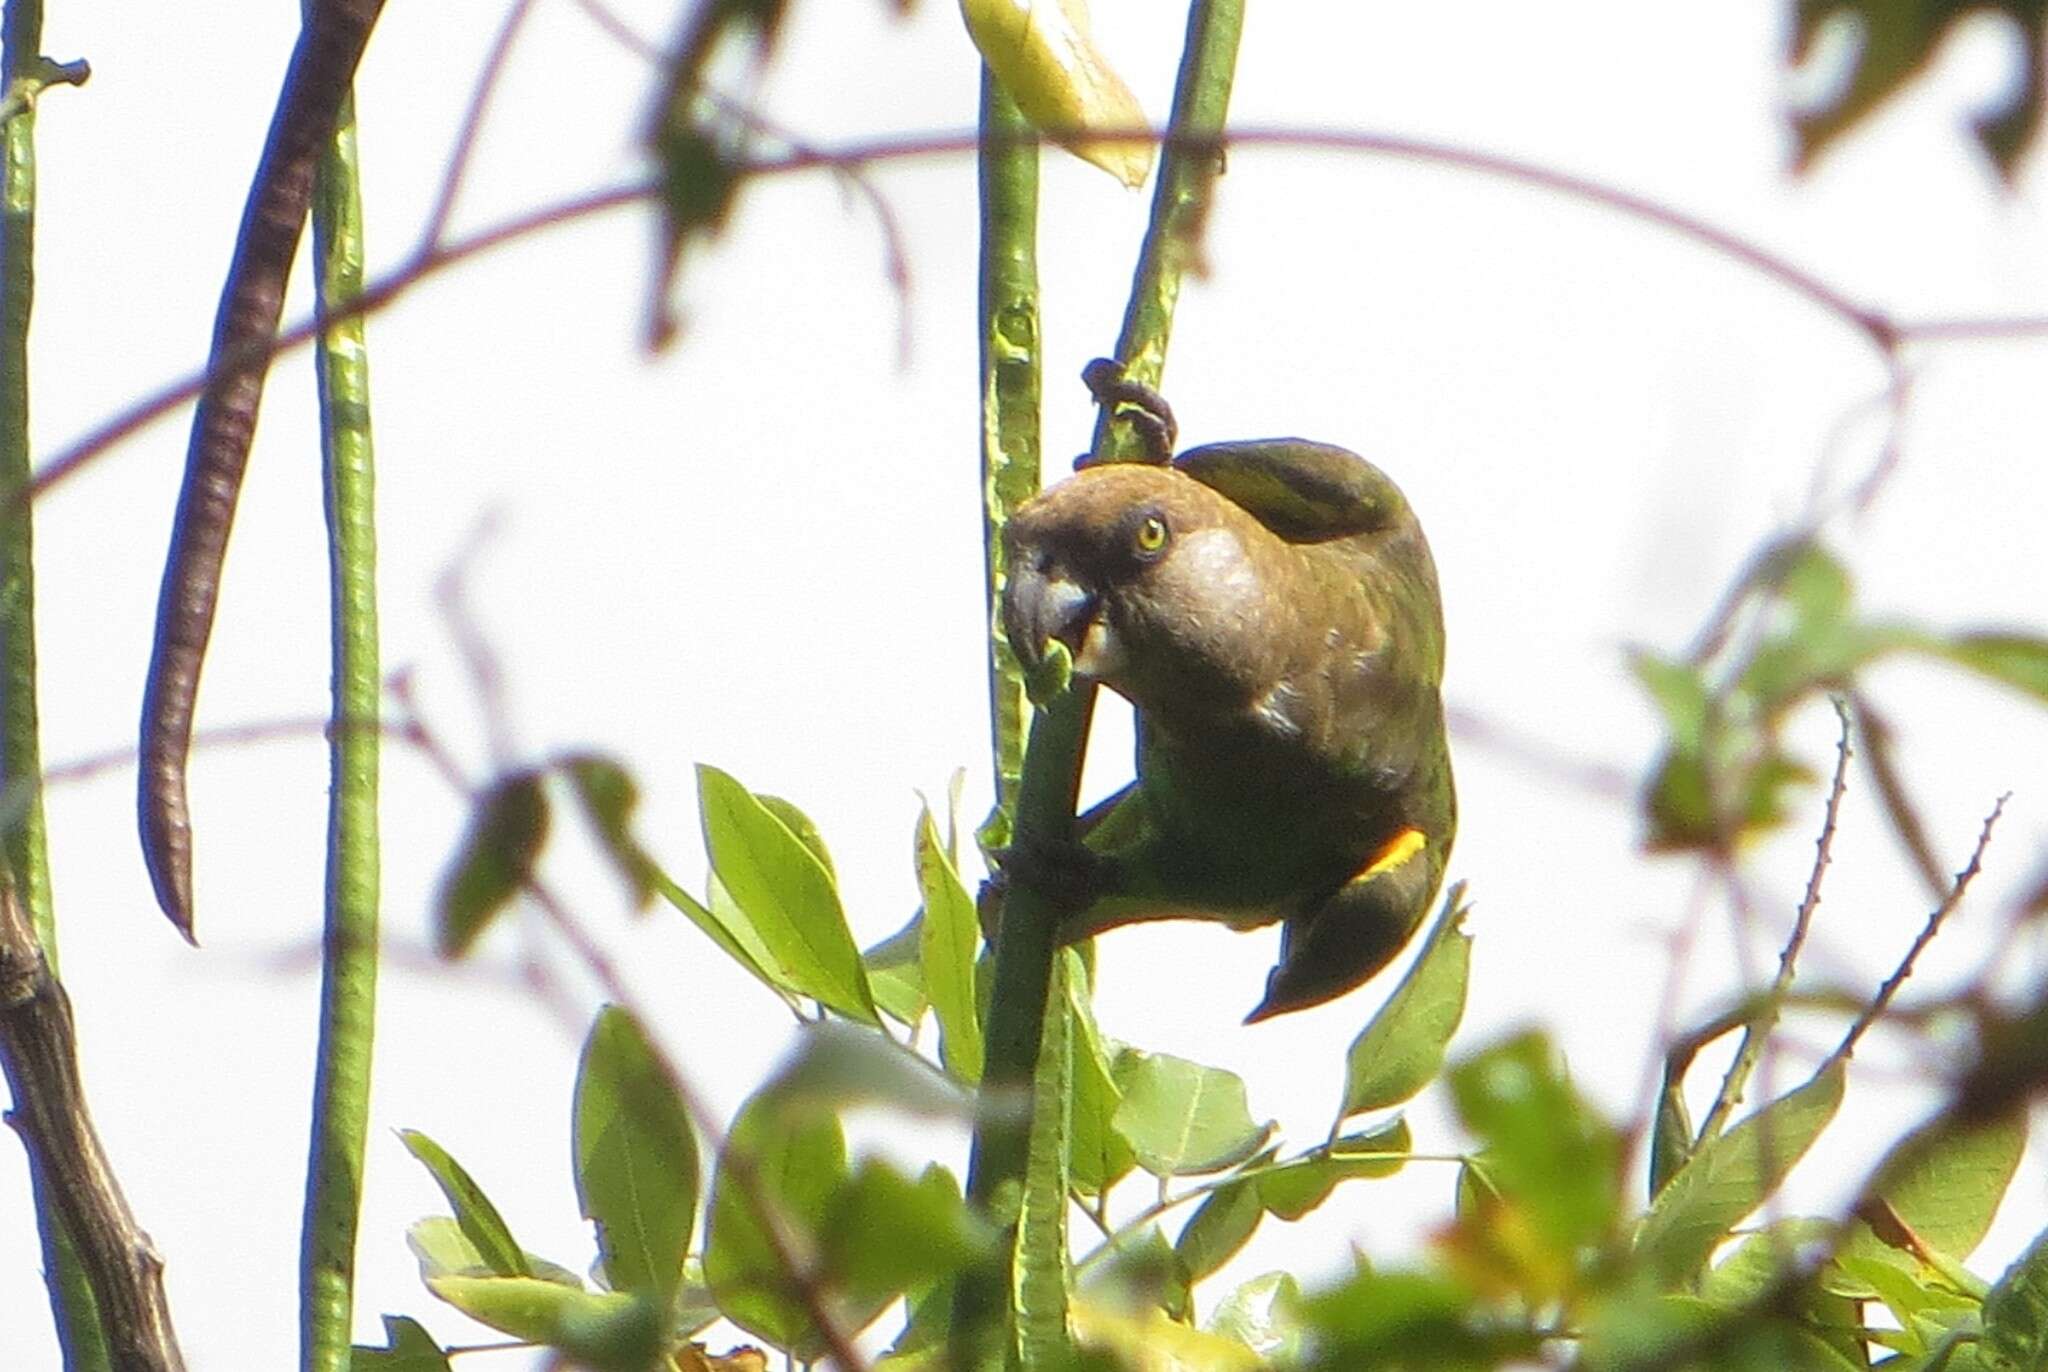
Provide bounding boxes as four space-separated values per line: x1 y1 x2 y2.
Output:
298 83 382 1372
955 3 1245 1366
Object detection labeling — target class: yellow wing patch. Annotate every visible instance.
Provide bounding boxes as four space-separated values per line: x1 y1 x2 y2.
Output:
1355 826 1426 882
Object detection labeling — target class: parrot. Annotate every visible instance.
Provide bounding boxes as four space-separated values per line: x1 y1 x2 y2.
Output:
998 438 1456 1023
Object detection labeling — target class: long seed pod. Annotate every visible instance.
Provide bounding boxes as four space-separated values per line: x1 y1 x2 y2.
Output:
140 0 385 937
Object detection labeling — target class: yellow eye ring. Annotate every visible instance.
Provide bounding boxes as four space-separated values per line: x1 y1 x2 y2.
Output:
1134 515 1169 555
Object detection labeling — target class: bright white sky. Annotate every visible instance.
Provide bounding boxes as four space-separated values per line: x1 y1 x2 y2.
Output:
4 2 2047 1367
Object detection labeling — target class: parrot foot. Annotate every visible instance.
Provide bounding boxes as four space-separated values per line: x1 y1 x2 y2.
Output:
987 833 1119 916
1076 357 1176 466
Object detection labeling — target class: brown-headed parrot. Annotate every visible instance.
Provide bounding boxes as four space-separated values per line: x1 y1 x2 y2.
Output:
999 439 1455 1022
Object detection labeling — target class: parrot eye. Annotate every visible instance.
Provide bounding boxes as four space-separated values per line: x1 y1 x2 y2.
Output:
1133 514 1170 558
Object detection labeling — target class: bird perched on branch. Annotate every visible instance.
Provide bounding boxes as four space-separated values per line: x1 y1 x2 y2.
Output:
999 437 1455 1022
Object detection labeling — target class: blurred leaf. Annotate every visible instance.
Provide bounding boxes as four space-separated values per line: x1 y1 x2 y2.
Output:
434 770 547 957
1080 1223 1191 1322
697 764 879 1024
1113 1050 1273 1177
1578 1292 1865 1372
820 1161 994 1308
1981 1225 2048 1370
768 1020 976 1120
1917 630 2048 705
673 1257 720 1339
559 753 658 910
1854 694 1949 899
1072 1298 1263 1370
1789 0 2046 177
1650 1060 1697 1201
574 1006 698 1311
1703 1217 1839 1304
1448 1031 1620 1258
1636 1063 1845 1285
642 0 790 345
1632 651 1710 750
398 1131 529 1278
350 1315 452 1371
1068 950 1137 1195
863 910 929 1026
916 807 984 1082
1257 1118 1411 1221
426 1275 661 1371
1205 1271 1303 1363
1299 1267 1534 1368
958 0 1153 186
1340 886 1472 1119
703 1086 855 1356
1835 1115 2026 1294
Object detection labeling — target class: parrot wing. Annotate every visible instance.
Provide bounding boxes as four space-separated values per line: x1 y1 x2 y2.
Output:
1172 439 1404 544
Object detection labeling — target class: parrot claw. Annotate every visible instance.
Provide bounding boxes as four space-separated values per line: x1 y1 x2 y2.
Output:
988 834 1119 915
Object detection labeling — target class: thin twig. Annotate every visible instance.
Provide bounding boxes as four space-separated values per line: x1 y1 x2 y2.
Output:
1695 699 1854 1141
1830 794 2009 1068
29 128 2048 508
417 0 538 254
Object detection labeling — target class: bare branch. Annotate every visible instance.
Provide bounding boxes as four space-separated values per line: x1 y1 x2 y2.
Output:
0 883 185 1372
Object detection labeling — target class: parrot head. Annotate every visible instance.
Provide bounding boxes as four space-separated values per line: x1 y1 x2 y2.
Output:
1001 464 1300 723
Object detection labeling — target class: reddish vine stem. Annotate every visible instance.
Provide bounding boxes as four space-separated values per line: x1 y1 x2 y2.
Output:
137 0 385 939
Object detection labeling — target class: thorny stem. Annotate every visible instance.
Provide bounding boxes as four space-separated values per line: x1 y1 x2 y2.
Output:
1696 699 1854 1141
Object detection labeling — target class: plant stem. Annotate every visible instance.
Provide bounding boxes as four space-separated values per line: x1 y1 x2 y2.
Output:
977 77 1040 826
0 2 110 1364
954 3 1245 1365
298 81 381 1372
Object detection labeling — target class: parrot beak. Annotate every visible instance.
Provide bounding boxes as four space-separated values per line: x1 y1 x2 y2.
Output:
1003 560 1098 673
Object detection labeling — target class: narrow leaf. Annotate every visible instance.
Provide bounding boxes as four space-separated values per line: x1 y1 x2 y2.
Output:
573 1006 698 1311
862 910 929 1026
917 806 984 1081
697 764 879 1024
768 1020 975 1120
398 1130 528 1278
435 770 547 957
1257 1118 1411 1221
1340 886 1472 1119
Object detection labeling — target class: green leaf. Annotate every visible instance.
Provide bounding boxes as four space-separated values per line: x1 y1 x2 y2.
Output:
767 1020 976 1121
1982 1225 2048 1371
1448 1031 1621 1256
916 807 984 1082
702 1085 852 1355
1635 1063 1846 1285
426 1276 661 1371
1068 952 1136 1195
1174 1153 1272 1284
573 1006 698 1311
1339 887 1472 1119
1205 1271 1303 1363
1923 631 2048 706
404 1218 582 1289
697 765 879 1024
1836 1114 2026 1292
1113 1050 1273 1177
1703 1217 1839 1304
862 910 928 1026
1789 0 2046 178
1301 1267 1534 1366
819 1160 995 1307
649 861 791 1005
1631 650 1710 751
434 770 547 957
559 753 657 910
398 1130 529 1278
1256 1118 1411 1222
350 1315 452 1372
